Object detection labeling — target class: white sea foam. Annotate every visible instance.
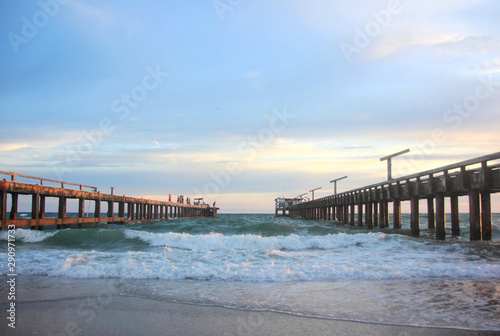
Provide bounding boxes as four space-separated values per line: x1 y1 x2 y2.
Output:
5 231 499 282
124 230 388 251
0 228 57 243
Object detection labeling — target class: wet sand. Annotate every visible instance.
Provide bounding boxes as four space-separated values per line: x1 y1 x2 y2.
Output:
1 276 498 336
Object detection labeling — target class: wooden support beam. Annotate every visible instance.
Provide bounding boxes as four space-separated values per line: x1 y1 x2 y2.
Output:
450 194 460 236
58 197 66 219
39 195 45 219
77 198 84 227
349 203 355 226
373 201 379 227
118 202 125 222
393 199 401 229
1 190 7 228
366 202 373 229
10 193 18 220
357 203 363 226
78 198 85 218
107 200 114 224
469 190 481 241
481 191 492 241
427 197 435 229
384 200 389 228
128 203 134 220
410 196 420 237
379 201 386 229
37 195 45 230
435 193 446 240
31 193 40 230
343 203 349 224
57 196 66 229
95 199 101 219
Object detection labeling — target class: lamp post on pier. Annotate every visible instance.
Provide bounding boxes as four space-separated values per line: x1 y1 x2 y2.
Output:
309 187 321 200
380 149 410 181
330 176 348 195
297 193 307 199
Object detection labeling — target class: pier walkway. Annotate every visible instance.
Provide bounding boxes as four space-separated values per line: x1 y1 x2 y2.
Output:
0 172 218 230
287 152 500 241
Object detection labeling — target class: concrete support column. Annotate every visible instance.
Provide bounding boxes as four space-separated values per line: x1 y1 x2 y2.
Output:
410 196 420 237
366 202 373 229
357 202 363 226
393 199 401 229
379 201 386 229
57 196 67 229
0 191 6 228
107 200 114 224
349 203 355 226
481 191 492 241
10 193 18 220
427 197 435 229
435 193 446 240
95 199 101 219
31 194 40 230
450 194 460 236
469 190 481 241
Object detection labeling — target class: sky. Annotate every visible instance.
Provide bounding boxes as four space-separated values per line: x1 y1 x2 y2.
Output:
1 0 500 213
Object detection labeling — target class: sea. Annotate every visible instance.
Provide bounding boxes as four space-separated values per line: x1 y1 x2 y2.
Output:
1 213 500 331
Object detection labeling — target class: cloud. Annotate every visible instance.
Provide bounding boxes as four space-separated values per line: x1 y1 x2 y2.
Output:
67 1 118 27
0 143 29 151
432 35 500 55
481 58 500 74
244 70 261 80
244 70 264 90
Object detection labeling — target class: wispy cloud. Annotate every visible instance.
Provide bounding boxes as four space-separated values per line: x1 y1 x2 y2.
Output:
0 143 29 152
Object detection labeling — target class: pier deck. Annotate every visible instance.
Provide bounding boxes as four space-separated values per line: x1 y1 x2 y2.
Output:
288 152 500 241
0 172 218 230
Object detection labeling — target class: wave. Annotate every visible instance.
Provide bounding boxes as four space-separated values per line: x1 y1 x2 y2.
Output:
0 229 57 243
123 230 388 251
0 228 146 250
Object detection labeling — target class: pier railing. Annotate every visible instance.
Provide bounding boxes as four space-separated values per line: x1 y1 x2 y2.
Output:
0 171 97 191
288 152 500 241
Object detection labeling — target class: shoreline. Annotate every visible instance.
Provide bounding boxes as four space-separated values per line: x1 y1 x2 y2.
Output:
1 276 499 336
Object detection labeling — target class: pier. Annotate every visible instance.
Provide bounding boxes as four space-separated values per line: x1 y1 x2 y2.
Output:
0 171 218 230
287 152 500 241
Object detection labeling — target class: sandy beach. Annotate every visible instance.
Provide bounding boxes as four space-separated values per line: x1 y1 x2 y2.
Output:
0 276 498 336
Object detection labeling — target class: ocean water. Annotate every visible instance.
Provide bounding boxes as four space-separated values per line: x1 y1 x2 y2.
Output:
1 213 500 330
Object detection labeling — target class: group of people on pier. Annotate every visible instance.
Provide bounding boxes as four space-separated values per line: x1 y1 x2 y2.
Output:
169 194 191 205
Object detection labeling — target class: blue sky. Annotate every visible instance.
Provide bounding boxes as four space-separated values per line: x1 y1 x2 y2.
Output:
1 0 500 213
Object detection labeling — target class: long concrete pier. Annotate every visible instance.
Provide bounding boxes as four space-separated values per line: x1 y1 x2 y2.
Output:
0 172 218 230
288 152 500 241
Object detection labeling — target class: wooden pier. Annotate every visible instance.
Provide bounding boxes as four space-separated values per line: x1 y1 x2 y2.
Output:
288 152 500 241
0 172 218 230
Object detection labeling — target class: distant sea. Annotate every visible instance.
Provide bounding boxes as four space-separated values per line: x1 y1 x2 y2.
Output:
2 213 499 330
